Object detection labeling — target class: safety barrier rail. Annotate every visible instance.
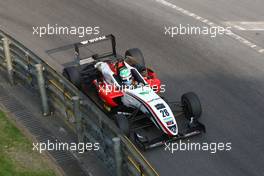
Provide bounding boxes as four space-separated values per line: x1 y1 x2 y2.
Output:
0 29 159 176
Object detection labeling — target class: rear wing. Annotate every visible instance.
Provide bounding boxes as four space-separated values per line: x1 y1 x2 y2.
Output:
46 34 117 65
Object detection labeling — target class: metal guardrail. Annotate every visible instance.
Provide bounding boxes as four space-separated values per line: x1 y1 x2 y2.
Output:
0 29 159 176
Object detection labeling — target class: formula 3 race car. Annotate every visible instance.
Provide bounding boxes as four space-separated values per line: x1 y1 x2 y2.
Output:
47 35 206 150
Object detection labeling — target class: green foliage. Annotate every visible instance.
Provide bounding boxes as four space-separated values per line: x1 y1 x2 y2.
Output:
0 111 56 176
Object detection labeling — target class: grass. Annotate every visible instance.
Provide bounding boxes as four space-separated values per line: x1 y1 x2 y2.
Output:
0 110 57 176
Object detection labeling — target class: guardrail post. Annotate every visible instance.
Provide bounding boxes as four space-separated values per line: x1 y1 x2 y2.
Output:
113 137 122 176
3 37 14 85
35 64 50 116
72 96 83 142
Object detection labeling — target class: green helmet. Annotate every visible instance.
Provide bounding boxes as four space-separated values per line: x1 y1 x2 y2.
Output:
119 67 132 85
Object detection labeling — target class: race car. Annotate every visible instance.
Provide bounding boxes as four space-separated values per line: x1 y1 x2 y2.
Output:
47 35 206 150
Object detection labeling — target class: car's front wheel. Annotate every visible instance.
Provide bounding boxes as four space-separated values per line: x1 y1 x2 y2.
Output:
181 92 202 120
115 114 130 136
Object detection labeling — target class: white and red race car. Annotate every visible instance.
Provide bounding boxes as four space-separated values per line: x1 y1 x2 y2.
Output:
48 35 206 149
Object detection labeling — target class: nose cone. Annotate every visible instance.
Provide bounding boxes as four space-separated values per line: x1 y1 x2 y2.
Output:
168 124 178 135
169 125 178 135
162 115 178 136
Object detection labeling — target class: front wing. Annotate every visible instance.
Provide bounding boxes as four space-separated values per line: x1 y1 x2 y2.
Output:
134 120 206 150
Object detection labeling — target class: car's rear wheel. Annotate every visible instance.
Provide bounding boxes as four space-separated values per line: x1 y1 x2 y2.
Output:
125 48 145 72
62 67 81 89
115 114 130 136
181 92 202 120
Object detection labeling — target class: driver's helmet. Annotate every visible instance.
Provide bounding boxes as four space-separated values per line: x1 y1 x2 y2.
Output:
119 67 132 85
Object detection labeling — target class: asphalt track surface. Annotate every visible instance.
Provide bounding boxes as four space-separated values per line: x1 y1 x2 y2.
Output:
1 0 264 175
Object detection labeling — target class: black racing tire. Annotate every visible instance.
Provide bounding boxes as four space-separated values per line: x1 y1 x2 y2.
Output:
115 114 130 136
62 67 81 89
181 92 202 120
125 48 145 67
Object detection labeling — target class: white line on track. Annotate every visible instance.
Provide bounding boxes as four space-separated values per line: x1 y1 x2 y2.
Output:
155 0 264 54
224 21 264 31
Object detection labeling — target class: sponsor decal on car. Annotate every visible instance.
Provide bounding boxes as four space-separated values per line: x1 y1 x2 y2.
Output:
163 116 173 122
139 90 151 95
154 103 166 110
166 120 174 125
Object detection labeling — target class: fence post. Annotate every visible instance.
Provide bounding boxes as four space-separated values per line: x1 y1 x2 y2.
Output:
3 37 14 85
35 64 50 116
113 137 122 176
72 96 83 142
